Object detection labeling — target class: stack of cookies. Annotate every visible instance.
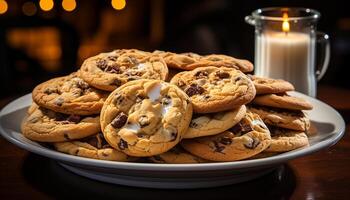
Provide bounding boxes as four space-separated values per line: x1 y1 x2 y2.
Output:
21 49 313 164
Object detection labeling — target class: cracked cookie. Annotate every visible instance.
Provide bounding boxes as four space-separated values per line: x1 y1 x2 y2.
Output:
32 72 108 115
80 49 168 91
22 103 100 142
170 66 256 113
248 75 295 94
149 146 208 164
249 106 310 131
100 79 193 157
252 93 313 110
264 126 309 152
54 133 135 161
184 105 246 139
154 50 253 72
181 111 271 161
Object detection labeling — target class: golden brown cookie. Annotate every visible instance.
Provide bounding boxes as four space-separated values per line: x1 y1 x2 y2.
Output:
149 146 208 164
252 93 313 110
248 75 295 94
100 79 193 157
154 51 253 72
170 66 256 113
184 105 246 139
54 133 135 161
249 106 310 131
22 103 100 142
32 72 108 115
181 112 271 161
80 49 168 91
264 126 309 152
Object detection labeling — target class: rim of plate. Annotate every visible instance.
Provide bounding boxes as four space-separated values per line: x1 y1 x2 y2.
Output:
0 93 345 171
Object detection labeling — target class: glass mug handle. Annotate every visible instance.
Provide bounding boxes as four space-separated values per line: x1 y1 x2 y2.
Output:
316 32 330 81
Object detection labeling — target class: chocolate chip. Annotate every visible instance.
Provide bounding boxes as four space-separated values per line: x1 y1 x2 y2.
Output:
75 149 80 155
189 121 198 128
63 133 70 140
107 55 118 61
161 95 171 105
234 76 242 82
82 136 98 148
113 94 124 105
66 115 81 123
76 79 89 89
54 97 64 106
244 138 260 149
136 94 146 103
127 56 139 65
111 78 122 87
216 71 230 79
111 112 128 128
127 76 139 81
230 122 253 135
118 139 128 150
138 115 150 127
137 133 147 138
104 63 121 74
213 141 225 153
96 59 108 69
194 71 208 78
44 87 59 95
219 136 232 145
185 84 205 97
170 132 178 141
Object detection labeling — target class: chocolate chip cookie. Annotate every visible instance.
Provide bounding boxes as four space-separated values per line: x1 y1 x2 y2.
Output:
252 93 313 110
32 72 108 115
248 75 295 94
54 133 135 161
22 103 100 142
184 105 246 139
149 146 208 164
249 106 310 131
264 126 309 152
100 79 193 157
80 49 168 91
181 111 271 161
154 50 254 72
170 66 256 113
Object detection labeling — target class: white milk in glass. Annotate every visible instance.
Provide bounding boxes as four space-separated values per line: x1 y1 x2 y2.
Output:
254 31 316 97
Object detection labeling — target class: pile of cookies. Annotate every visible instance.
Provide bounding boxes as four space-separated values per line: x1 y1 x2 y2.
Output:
21 49 313 164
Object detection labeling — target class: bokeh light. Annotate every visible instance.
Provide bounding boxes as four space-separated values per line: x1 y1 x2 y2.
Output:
0 0 8 14
22 2 37 16
62 0 76 12
111 0 126 10
39 0 54 12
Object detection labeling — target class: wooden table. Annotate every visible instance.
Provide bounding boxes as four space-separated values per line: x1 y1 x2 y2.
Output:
1 85 349 199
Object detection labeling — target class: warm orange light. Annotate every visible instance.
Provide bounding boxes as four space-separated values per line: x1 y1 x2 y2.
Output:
282 12 290 32
62 0 76 12
22 2 37 16
39 0 54 12
0 0 8 14
111 0 126 10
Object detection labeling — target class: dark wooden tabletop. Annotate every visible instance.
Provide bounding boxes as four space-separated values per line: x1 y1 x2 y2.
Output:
1 84 349 200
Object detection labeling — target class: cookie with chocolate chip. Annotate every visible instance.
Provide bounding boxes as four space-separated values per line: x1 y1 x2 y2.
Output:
154 50 253 72
54 133 135 161
249 106 310 131
170 66 256 113
184 105 246 139
80 49 168 91
100 79 193 157
264 126 309 152
248 75 295 94
252 93 313 110
22 103 100 142
149 146 208 164
32 72 108 115
181 111 271 161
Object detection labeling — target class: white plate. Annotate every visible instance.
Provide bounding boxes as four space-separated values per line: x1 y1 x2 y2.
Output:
0 93 345 189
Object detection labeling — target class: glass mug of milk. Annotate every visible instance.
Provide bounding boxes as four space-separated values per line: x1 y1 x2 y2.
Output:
245 7 330 97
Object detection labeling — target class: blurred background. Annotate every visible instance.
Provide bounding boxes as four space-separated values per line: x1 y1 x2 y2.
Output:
0 0 349 100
